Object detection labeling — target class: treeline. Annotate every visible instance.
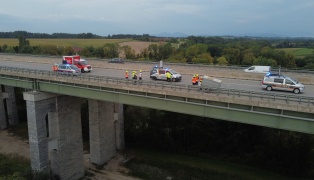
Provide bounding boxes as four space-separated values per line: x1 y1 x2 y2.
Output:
0 31 102 39
123 105 314 178
0 31 159 40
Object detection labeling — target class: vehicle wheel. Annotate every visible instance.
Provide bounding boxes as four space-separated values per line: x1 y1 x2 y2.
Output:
81 69 84 73
266 86 272 91
172 78 176 82
293 88 300 94
153 77 157 80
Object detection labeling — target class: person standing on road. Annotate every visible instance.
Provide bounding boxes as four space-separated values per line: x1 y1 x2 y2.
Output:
125 70 129 79
166 71 172 82
139 70 142 80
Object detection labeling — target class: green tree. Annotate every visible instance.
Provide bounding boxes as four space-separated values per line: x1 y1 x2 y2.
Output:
80 46 94 57
148 44 158 60
285 54 296 68
168 51 187 63
93 47 105 58
242 52 255 65
139 47 149 59
4 46 16 53
216 56 228 65
158 43 173 60
253 56 277 66
122 45 136 59
34 45 59 55
18 35 30 53
103 43 119 58
192 53 213 64
223 48 241 65
185 44 207 62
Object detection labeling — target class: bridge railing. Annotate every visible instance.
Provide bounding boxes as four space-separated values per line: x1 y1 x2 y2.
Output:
0 66 313 106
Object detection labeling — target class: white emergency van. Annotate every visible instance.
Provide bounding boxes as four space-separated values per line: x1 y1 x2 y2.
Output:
150 68 182 82
261 73 305 94
243 66 271 73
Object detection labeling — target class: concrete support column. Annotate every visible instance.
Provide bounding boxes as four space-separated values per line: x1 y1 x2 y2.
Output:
49 96 84 180
0 87 6 129
89 100 116 165
23 91 56 173
5 86 18 126
114 103 124 150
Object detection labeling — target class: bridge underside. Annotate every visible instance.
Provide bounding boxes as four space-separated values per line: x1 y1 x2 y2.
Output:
39 81 314 134
0 75 313 134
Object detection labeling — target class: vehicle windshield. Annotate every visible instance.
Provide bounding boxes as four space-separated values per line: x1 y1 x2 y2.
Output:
290 77 299 84
80 60 88 65
70 65 79 70
170 70 177 74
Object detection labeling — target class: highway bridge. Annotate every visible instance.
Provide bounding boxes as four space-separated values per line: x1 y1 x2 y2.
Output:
0 54 313 179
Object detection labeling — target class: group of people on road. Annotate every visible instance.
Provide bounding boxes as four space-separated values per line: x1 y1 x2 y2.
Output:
192 74 203 88
125 70 142 80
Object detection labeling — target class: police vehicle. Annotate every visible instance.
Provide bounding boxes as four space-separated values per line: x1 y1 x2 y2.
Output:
55 64 81 76
150 67 182 82
261 73 305 94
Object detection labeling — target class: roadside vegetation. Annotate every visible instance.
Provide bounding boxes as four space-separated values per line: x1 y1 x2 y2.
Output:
1 31 314 70
0 153 48 179
123 148 305 180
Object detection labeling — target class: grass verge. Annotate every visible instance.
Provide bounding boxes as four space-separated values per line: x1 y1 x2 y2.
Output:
123 147 310 180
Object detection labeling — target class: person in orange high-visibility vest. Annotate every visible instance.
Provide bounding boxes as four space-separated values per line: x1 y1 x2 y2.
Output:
192 75 196 85
195 74 199 82
125 70 129 79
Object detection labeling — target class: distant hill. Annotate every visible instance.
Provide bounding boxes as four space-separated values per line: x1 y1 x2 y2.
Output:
153 32 189 38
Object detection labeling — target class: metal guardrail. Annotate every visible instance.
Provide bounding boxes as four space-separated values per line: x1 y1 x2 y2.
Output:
1 53 314 74
0 66 313 107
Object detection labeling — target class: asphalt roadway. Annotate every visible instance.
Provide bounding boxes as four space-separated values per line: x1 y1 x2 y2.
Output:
0 60 313 97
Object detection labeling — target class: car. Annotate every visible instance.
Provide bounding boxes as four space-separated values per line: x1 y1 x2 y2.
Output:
150 66 160 78
56 64 81 76
261 73 305 94
108 58 125 64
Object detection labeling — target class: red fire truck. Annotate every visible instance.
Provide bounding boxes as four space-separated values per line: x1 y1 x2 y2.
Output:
63 55 92 73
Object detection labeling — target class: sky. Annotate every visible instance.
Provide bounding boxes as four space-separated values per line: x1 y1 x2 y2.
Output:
0 0 314 37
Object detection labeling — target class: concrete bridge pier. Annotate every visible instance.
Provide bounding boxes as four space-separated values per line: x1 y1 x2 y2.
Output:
0 85 18 129
89 100 124 165
23 91 57 173
49 96 85 180
114 103 125 151
4 86 18 126
0 86 6 129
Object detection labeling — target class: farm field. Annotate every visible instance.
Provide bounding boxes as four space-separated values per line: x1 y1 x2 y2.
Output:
0 38 136 47
0 38 158 54
278 48 313 57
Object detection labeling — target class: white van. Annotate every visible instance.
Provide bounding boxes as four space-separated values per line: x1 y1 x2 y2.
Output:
243 66 271 73
150 68 182 82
